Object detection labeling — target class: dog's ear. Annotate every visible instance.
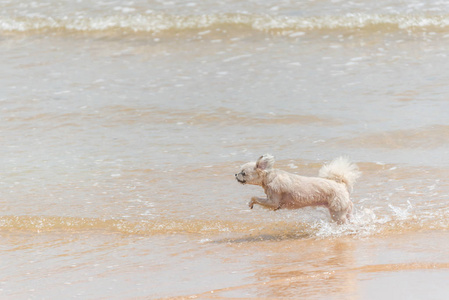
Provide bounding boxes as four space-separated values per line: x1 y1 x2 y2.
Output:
256 154 275 170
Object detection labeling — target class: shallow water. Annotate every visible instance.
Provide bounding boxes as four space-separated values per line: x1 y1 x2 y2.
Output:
1 0 449 299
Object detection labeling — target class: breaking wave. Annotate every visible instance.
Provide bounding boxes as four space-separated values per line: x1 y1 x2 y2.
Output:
1 13 449 36
2 206 449 240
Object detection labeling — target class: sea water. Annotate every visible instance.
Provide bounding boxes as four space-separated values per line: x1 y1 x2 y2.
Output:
1 0 449 298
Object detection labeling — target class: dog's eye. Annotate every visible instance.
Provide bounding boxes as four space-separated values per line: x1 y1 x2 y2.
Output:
241 172 246 176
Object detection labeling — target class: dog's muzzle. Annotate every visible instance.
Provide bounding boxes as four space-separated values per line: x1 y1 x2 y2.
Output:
235 174 246 184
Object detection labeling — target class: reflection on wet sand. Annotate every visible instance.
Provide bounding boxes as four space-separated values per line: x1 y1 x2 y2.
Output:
242 238 358 299
177 231 449 299
175 237 358 299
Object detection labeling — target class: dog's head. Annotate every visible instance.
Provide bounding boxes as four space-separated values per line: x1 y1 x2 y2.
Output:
235 154 275 185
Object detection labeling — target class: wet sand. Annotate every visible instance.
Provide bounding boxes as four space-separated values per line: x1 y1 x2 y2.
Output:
1 0 449 299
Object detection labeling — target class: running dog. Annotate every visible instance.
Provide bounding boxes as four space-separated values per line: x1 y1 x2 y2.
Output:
235 155 361 224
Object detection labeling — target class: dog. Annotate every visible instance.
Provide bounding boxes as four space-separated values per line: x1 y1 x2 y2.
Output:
235 155 361 224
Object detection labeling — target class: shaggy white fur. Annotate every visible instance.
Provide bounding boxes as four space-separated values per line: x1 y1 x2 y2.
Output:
235 155 361 224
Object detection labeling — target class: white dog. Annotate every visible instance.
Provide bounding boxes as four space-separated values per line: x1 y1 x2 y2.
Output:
235 155 361 224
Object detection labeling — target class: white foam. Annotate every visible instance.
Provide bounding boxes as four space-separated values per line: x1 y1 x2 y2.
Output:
2 13 449 35
388 200 414 220
222 54 252 63
312 207 380 238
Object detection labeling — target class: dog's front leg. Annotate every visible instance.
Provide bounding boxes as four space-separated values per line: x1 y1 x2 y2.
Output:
249 196 280 210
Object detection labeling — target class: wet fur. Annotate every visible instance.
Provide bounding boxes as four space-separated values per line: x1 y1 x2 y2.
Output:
235 155 361 224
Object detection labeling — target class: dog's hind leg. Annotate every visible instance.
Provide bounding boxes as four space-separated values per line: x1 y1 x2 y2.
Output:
346 201 354 221
328 195 353 224
329 208 349 224
249 196 280 210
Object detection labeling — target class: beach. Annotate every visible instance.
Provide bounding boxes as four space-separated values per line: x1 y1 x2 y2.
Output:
1 0 449 298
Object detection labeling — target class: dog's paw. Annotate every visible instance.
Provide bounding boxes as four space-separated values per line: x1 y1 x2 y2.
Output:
248 198 255 209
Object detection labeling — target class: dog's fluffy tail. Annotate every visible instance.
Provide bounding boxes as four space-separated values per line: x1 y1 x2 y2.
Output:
318 157 361 192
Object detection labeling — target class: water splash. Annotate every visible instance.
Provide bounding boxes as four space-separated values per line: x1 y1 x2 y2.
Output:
388 200 414 220
312 207 381 238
